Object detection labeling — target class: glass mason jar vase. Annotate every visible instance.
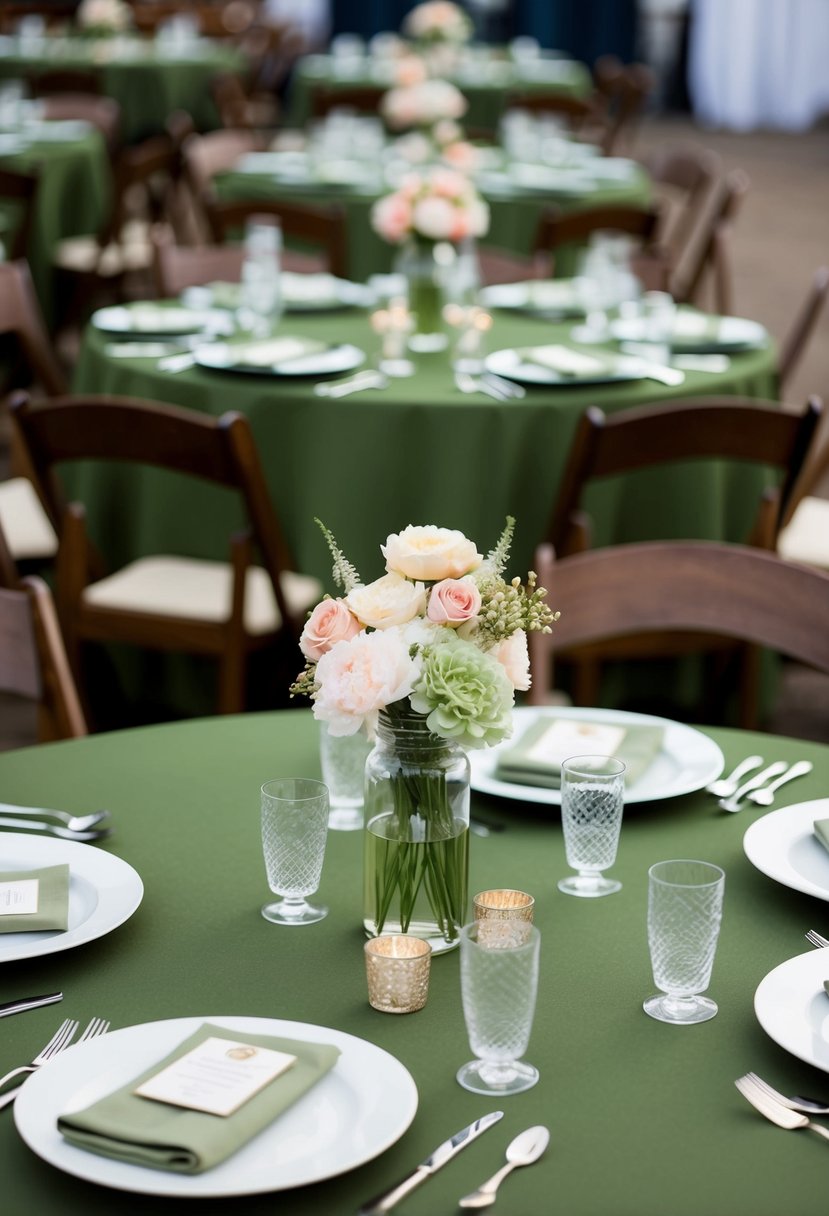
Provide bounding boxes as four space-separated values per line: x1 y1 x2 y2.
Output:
363 707 470 954
394 238 457 352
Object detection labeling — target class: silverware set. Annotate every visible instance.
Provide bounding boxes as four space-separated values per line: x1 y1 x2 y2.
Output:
0 1016 110 1111
0 801 112 842
705 757 813 811
735 1073 829 1144
455 371 527 400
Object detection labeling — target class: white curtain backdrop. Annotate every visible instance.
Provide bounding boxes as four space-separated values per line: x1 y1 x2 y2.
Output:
688 0 829 130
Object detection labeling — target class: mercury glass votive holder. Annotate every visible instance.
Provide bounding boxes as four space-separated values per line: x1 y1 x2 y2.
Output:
473 889 535 947
364 935 432 1014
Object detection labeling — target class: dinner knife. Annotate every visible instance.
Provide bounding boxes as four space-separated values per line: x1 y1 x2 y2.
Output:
358 1110 504 1215
0 993 63 1019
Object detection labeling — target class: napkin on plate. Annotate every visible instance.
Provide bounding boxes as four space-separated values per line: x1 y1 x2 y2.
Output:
0 864 69 932
813 819 829 855
522 345 608 377
495 716 664 788
58 1023 340 1174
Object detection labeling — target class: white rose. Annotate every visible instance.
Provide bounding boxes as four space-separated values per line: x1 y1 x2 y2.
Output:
382 525 483 581
490 629 531 691
412 195 456 240
345 572 426 630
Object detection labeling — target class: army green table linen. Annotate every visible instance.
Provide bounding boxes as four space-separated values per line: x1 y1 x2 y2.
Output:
0 711 828 1214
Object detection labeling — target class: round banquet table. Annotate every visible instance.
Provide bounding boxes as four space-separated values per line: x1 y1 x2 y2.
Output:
0 35 244 143
71 307 778 591
0 123 110 320
290 51 593 132
215 158 652 283
0 710 828 1215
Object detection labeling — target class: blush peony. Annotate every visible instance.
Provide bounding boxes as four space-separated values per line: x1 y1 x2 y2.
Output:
312 631 420 736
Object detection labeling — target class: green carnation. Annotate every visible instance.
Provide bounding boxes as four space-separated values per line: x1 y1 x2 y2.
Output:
410 635 514 748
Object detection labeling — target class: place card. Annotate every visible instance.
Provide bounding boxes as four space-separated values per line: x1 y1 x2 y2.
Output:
523 719 626 767
135 1035 297 1117
0 877 39 916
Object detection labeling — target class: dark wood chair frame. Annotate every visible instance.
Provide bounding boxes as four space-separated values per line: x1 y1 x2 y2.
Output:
206 196 350 280
0 165 39 262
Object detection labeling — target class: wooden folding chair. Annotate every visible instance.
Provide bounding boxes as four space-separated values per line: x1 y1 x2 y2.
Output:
40 93 122 153
309 84 386 119
206 196 349 279
0 165 39 261
672 168 750 311
9 392 322 717
645 144 721 273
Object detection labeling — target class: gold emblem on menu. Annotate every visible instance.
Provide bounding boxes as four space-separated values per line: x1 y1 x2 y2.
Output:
226 1046 257 1060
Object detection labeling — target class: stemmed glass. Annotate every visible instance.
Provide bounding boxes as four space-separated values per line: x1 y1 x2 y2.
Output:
260 778 330 925
644 859 726 1024
558 755 625 897
457 920 540 1095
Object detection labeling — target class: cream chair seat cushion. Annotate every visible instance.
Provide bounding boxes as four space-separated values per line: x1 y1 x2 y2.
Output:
777 497 829 570
54 221 155 276
82 556 321 635
0 477 59 559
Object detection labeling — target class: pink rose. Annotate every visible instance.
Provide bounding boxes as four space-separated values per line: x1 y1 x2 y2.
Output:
299 598 361 662
427 578 481 625
371 193 413 244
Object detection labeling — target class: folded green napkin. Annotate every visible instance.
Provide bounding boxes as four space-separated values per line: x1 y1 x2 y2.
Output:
0 864 69 932
495 716 664 789
58 1023 340 1174
813 819 829 855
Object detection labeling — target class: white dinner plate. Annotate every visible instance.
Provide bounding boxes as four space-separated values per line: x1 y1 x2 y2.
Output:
478 278 583 316
609 311 768 353
743 799 829 902
469 705 724 806
754 951 829 1074
91 303 232 338
0 833 143 962
195 339 365 377
485 346 644 386
14 1015 418 1197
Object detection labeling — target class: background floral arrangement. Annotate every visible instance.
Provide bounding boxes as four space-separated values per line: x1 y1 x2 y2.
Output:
393 120 480 173
380 78 467 131
402 1 473 45
76 0 132 34
371 165 490 245
292 519 557 747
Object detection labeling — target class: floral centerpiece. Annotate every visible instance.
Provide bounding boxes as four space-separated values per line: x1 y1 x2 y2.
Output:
292 519 557 951
393 119 480 173
380 78 467 132
402 1 473 45
75 0 132 36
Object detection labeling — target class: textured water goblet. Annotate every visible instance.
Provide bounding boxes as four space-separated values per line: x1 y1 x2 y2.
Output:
473 888 534 947
558 755 625 897
644 859 725 1024
319 726 370 831
364 935 432 1014
457 921 540 1095
260 778 330 925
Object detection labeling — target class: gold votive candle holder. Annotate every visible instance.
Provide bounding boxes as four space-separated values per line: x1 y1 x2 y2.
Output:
364 935 432 1014
473 888 535 947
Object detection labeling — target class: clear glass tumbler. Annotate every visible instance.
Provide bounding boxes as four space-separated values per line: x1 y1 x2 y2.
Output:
319 726 371 832
558 755 625 897
260 778 330 925
644 859 725 1024
457 921 540 1095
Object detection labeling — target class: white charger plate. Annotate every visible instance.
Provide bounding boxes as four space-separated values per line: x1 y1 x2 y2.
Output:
0 833 143 962
92 304 232 338
484 346 643 386
610 311 767 353
14 1015 418 1197
754 951 829 1073
469 705 723 806
743 799 829 902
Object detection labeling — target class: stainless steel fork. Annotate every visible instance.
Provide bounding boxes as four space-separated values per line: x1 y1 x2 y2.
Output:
735 1075 829 1143
742 1071 829 1116
0 1017 78 1091
805 929 829 949
0 1017 110 1110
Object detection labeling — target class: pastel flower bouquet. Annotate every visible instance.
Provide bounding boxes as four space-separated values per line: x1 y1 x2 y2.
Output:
76 0 132 35
292 519 556 949
371 165 489 246
380 78 467 132
402 1 473 45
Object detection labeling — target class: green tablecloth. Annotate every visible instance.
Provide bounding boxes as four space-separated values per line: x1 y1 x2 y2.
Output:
0 125 110 320
216 162 652 282
0 37 244 142
290 53 593 131
72 311 777 589
0 711 828 1214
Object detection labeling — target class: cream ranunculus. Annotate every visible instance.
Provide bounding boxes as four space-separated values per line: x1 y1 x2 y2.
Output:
382 525 482 582
312 631 420 736
345 572 426 630
490 629 531 691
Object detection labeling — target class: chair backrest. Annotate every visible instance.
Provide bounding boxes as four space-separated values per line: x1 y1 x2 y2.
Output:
645 143 721 265
545 396 823 557
41 93 122 152
531 540 829 678
310 84 386 118
0 573 87 740
29 69 102 96
151 227 244 296
180 128 264 240
95 133 181 249
9 391 298 627
207 196 349 279
0 165 39 261
533 203 661 260
778 266 829 393
673 168 750 306
591 58 653 154
0 260 67 395
504 90 601 127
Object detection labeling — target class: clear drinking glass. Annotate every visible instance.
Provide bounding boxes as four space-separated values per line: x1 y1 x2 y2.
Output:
558 755 625 897
457 920 540 1095
260 778 330 925
319 726 371 832
237 217 283 338
644 859 725 1024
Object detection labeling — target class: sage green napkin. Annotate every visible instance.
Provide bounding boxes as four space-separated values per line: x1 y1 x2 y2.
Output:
58 1023 340 1174
813 819 829 855
495 716 664 789
0 864 69 932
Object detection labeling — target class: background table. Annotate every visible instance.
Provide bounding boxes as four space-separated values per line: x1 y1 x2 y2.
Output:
0 35 244 142
0 710 828 1214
